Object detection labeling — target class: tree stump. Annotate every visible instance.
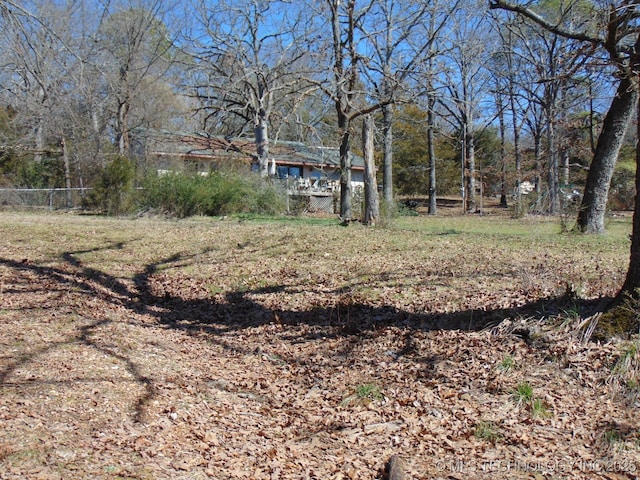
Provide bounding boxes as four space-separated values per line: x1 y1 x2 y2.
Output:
384 455 406 480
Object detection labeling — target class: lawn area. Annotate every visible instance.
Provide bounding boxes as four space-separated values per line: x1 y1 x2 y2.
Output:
0 211 638 479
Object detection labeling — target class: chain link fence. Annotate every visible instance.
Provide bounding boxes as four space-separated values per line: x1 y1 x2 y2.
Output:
0 188 91 210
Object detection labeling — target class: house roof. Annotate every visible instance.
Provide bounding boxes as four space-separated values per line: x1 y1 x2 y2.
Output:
133 129 364 170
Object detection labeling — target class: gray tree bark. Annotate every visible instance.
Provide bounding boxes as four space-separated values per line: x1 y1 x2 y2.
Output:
255 113 269 177
620 86 640 296
338 120 353 223
427 93 437 215
382 103 394 207
465 129 476 212
576 76 638 233
62 136 72 208
363 114 379 226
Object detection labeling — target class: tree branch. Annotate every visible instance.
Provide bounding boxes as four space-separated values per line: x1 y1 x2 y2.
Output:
488 0 604 46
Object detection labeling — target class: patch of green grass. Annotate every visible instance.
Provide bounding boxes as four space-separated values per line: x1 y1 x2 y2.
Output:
614 342 639 374
560 301 581 322
511 381 534 406
509 381 553 419
498 354 516 372
531 398 553 419
342 383 384 405
355 383 384 401
474 420 502 443
604 428 622 446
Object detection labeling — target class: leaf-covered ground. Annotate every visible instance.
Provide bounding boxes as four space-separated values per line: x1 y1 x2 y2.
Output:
0 211 638 479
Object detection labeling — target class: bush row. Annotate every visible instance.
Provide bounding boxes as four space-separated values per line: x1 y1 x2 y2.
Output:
85 157 287 217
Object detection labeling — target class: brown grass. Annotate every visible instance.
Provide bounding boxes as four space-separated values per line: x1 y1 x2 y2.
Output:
0 211 638 479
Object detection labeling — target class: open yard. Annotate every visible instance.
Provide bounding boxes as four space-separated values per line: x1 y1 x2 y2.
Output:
0 211 639 479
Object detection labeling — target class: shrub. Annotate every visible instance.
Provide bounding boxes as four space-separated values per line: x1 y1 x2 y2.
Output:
139 170 286 218
85 155 136 215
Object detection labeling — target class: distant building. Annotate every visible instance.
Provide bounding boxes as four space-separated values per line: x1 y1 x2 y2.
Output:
132 129 365 214
133 129 364 185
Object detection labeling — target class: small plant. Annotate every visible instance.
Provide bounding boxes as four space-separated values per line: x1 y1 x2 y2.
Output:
609 341 640 403
498 354 516 372
511 381 534 406
531 398 553 419
474 420 502 443
613 342 639 375
342 383 384 405
603 428 621 446
355 383 384 401
509 381 553 419
559 301 581 327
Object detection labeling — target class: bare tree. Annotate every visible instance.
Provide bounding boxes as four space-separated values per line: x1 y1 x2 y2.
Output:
490 0 640 313
358 0 455 208
94 0 179 157
490 20 530 213
317 0 423 222
186 0 317 176
0 0 81 188
438 1 495 213
317 0 374 222
490 0 639 233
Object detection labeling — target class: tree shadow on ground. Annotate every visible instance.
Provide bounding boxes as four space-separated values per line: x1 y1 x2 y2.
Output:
0 243 612 423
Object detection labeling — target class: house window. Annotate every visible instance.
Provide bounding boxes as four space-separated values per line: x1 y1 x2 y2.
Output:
277 166 302 179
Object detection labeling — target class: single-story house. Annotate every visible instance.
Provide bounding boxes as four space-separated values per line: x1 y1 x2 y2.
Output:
132 129 365 192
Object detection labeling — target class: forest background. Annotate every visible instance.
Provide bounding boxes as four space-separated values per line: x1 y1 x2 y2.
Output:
0 0 635 220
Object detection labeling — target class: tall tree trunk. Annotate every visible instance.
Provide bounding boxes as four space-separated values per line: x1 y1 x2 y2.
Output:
255 79 271 177
466 129 476 212
255 115 269 177
382 103 394 207
534 133 542 195
363 114 379 226
576 76 638 233
620 86 640 296
498 94 508 208
34 118 44 164
561 147 570 188
61 136 72 208
427 93 437 215
510 85 523 212
117 99 130 156
329 0 356 223
338 112 353 223
547 116 560 215
91 104 104 165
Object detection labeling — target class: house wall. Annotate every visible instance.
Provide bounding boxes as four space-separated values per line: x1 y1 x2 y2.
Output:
352 170 364 188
